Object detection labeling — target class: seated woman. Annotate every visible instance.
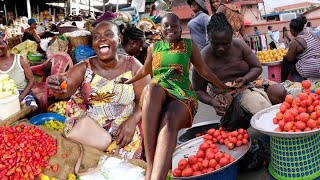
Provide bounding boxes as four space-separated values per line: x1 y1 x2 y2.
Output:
125 13 228 179
48 21 150 159
118 25 145 57
192 13 280 121
22 19 42 43
0 37 38 113
283 16 320 82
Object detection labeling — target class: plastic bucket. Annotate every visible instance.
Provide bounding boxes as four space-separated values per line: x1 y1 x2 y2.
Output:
0 94 20 120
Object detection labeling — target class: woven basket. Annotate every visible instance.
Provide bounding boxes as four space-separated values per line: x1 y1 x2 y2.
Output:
69 35 91 47
269 134 320 180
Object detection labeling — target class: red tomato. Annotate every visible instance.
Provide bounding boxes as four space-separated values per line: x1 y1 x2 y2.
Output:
213 130 220 138
212 138 218 143
229 137 237 144
311 94 319 101
207 168 214 172
280 104 288 113
238 128 245 134
221 133 227 139
273 118 279 124
274 127 282 132
308 105 315 113
198 158 203 162
214 152 223 161
52 164 59 172
178 159 188 170
231 131 239 137
199 143 209 151
188 155 198 165
219 157 230 167
203 135 213 141
315 88 320 95
202 159 209 168
289 108 299 118
304 127 312 131
316 109 320 117
242 138 249 145
243 133 249 139
223 153 231 160
202 168 208 174
208 159 217 168
237 134 244 140
298 107 307 113
173 168 182 177
227 142 234 150
282 102 291 109
302 80 311 89
285 94 294 104
191 163 200 172
207 129 215 135
205 140 213 144
283 112 294 122
276 112 283 120
193 171 202 176
182 167 193 177
295 121 307 130
236 140 243 147
205 148 214 155
307 119 317 129
209 144 217 149
310 112 318 120
284 122 294 131
215 164 221 170
196 150 205 158
206 152 215 160
299 113 309 123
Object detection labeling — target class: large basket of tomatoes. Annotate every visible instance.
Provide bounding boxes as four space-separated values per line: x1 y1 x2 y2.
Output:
251 80 320 179
172 128 251 179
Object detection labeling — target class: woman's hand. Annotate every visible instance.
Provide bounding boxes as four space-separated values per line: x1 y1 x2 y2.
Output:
116 118 137 148
234 77 247 88
48 75 68 93
212 95 227 116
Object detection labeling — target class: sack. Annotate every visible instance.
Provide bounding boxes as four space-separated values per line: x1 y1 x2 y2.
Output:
220 93 252 131
63 115 112 151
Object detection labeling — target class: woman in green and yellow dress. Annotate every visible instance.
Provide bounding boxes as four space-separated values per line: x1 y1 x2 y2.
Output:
125 13 228 180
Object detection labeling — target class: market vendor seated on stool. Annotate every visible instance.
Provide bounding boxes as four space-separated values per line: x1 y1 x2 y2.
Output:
22 18 44 43
192 13 286 127
0 36 38 113
48 21 150 159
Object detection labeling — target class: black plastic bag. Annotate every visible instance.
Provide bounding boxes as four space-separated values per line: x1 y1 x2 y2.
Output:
220 93 252 131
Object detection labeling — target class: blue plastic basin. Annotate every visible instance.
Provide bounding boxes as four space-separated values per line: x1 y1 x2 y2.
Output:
29 113 66 125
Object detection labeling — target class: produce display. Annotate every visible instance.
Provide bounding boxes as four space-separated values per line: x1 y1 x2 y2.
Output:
173 128 249 177
42 120 64 132
48 101 67 117
273 80 320 132
257 49 287 63
0 74 18 98
0 124 57 179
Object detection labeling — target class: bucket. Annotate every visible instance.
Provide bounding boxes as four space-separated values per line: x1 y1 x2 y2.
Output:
269 134 320 180
0 94 21 120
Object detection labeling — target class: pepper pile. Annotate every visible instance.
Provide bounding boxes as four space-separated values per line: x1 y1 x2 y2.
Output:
43 120 64 132
0 124 57 179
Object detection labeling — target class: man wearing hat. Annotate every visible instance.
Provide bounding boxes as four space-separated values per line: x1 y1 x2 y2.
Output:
187 0 210 50
22 18 42 43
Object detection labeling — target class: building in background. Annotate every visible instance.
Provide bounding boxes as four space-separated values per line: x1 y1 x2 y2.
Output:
274 2 320 14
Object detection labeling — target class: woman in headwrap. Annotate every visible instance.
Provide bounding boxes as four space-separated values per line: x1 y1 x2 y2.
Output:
22 18 42 43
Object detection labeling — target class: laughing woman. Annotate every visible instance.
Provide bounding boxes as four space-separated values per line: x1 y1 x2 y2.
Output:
48 21 150 159
125 13 228 180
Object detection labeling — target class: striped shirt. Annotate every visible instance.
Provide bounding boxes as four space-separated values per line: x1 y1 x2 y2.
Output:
296 33 320 78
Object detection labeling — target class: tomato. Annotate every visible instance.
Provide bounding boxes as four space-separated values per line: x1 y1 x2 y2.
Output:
203 135 212 141
213 130 220 138
288 108 299 118
178 159 188 170
308 105 315 113
212 138 218 143
229 137 237 144
219 157 230 167
221 133 227 139
173 168 182 177
205 140 213 145
191 163 200 172
302 80 311 89
214 152 223 161
238 128 245 134
311 94 319 101
307 119 317 129
283 112 294 122
242 139 249 145
236 140 243 147
215 164 221 170
206 152 215 160
202 168 208 174
226 142 234 150
299 92 308 100
300 100 308 108
284 122 294 131
193 171 202 176
243 133 249 139
299 113 309 123
209 144 217 149
231 131 239 137
196 150 205 158
188 155 198 165
282 102 291 109
274 127 282 132
280 104 288 113
315 88 320 95
237 134 244 140
216 135 222 141
182 167 193 177
208 159 217 168
52 164 59 172
310 112 318 120
198 158 203 163
298 107 307 113
199 143 209 151
202 159 209 168
295 121 307 130
304 127 312 131
205 148 214 155
223 153 231 160
207 129 215 135
285 94 294 104
207 168 214 172
273 118 279 124
218 139 224 144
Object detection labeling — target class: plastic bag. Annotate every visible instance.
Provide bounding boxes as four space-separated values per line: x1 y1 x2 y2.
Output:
74 45 96 63
238 139 270 172
220 93 252 131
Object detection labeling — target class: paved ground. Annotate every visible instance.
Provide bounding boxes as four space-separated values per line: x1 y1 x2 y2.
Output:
181 101 273 180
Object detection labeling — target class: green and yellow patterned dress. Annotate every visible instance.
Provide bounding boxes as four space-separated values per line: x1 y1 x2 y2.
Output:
152 38 198 125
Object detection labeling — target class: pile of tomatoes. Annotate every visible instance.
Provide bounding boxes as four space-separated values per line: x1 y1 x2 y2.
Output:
273 80 320 132
173 128 250 177
0 124 57 179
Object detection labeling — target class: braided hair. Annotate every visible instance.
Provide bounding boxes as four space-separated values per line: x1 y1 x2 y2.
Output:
207 12 233 37
120 25 145 44
290 16 307 34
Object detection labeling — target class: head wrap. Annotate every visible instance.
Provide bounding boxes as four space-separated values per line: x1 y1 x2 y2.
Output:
28 18 37 25
92 11 118 27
